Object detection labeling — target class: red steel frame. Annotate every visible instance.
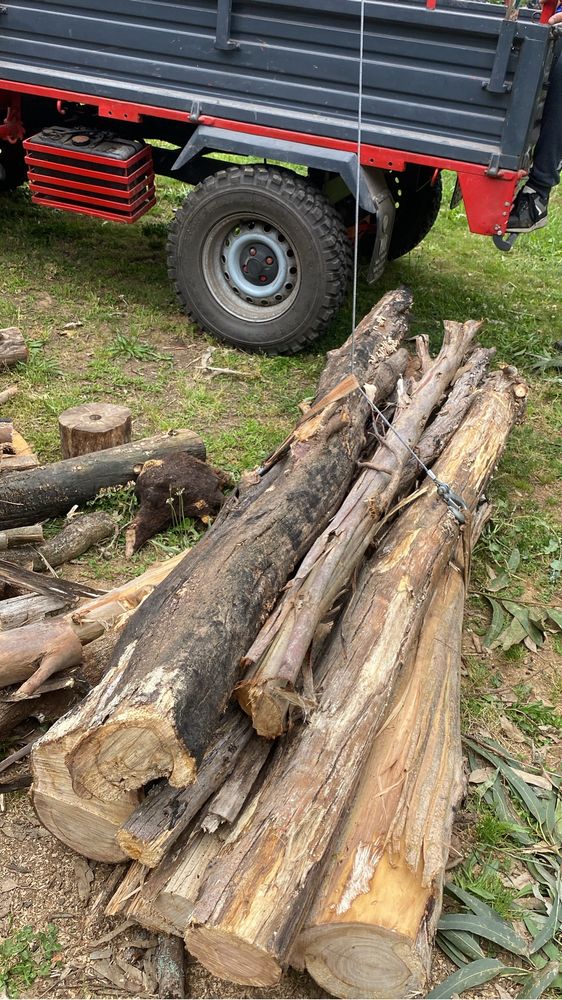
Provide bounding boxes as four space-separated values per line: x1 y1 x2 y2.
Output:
0 72 531 235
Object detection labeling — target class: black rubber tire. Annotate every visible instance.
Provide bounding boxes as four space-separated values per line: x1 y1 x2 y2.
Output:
387 165 442 261
0 141 27 193
167 165 351 354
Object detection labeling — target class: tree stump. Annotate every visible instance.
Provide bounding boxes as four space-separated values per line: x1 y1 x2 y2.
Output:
0 329 28 368
59 403 132 458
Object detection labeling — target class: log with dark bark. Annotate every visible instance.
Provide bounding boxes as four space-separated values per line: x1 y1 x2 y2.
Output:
125 454 230 556
46 291 411 819
59 403 133 458
155 935 186 998
28 512 116 571
0 429 205 529
0 559 101 600
0 328 28 368
0 681 86 739
183 368 527 988
292 506 490 1000
236 321 482 738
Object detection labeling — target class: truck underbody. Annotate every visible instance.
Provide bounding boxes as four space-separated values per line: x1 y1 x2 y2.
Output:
0 0 557 352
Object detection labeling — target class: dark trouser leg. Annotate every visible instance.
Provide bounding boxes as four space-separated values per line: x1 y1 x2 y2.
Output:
529 46 562 199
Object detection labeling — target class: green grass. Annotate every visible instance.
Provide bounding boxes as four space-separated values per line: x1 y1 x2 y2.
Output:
0 924 61 998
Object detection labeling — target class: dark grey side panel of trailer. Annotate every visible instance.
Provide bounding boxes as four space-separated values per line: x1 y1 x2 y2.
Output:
0 0 552 170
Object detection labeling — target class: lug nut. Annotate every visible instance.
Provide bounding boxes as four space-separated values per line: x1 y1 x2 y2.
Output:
249 248 256 256
265 256 273 265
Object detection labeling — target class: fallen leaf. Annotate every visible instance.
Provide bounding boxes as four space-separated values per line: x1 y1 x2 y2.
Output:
499 716 528 743
469 768 495 784
512 768 553 791
0 877 17 893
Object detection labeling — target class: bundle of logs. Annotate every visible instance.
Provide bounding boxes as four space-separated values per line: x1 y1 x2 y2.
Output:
0 291 527 998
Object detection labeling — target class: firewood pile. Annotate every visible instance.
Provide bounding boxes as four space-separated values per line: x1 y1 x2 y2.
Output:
0 291 529 998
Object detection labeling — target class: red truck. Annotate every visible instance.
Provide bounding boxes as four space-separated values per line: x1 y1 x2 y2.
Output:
0 0 558 352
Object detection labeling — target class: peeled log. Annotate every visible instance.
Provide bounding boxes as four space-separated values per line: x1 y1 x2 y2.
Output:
184 368 527 988
292 508 490 999
59 403 132 458
0 429 205 529
49 290 410 820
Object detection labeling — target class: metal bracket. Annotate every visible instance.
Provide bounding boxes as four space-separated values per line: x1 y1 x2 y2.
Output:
215 0 239 51
362 168 396 285
482 20 516 93
435 480 467 525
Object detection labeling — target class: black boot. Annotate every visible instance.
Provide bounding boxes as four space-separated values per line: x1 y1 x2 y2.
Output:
508 185 549 233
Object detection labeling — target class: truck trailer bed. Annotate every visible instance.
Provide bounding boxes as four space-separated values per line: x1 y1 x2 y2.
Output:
0 0 554 173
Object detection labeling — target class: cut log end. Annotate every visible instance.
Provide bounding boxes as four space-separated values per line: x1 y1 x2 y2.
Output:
117 828 168 868
298 923 427 1000
31 789 130 863
68 715 197 801
236 682 288 740
185 926 282 988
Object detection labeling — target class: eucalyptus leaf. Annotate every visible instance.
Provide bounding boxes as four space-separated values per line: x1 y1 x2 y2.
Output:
439 929 486 961
530 885 560 955
546 607 562 630
491 616 527 651
438 914 529 957
486 571 511 593
516 961 560 999
502 600 544 647
483 596 506 648
428 959 513 999
508 548 521 572
436 933 469 968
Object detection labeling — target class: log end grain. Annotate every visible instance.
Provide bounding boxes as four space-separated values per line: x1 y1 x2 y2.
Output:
68 711 197 801
59 403 132 459
185 926 282 989
296 923 428 1000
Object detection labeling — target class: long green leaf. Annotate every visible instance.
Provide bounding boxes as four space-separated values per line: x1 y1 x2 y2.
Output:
464 741 544 824
483 596 506 647
531 884 560 955
439 929 486 961
436 933 469 968
508 548 521 572
438 914 529 957
486 571 511 593
428 959 510 998
516 961 560 999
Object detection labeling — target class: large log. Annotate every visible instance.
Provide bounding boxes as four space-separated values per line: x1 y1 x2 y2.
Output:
292 507 490 999
184 368 527 987
40 290 411 829
0 429 205 529
236 321 482 738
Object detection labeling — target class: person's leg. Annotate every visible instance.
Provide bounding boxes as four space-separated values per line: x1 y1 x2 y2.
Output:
509 47 562 231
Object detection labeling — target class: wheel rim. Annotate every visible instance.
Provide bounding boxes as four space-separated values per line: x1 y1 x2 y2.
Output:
201 217 301 323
